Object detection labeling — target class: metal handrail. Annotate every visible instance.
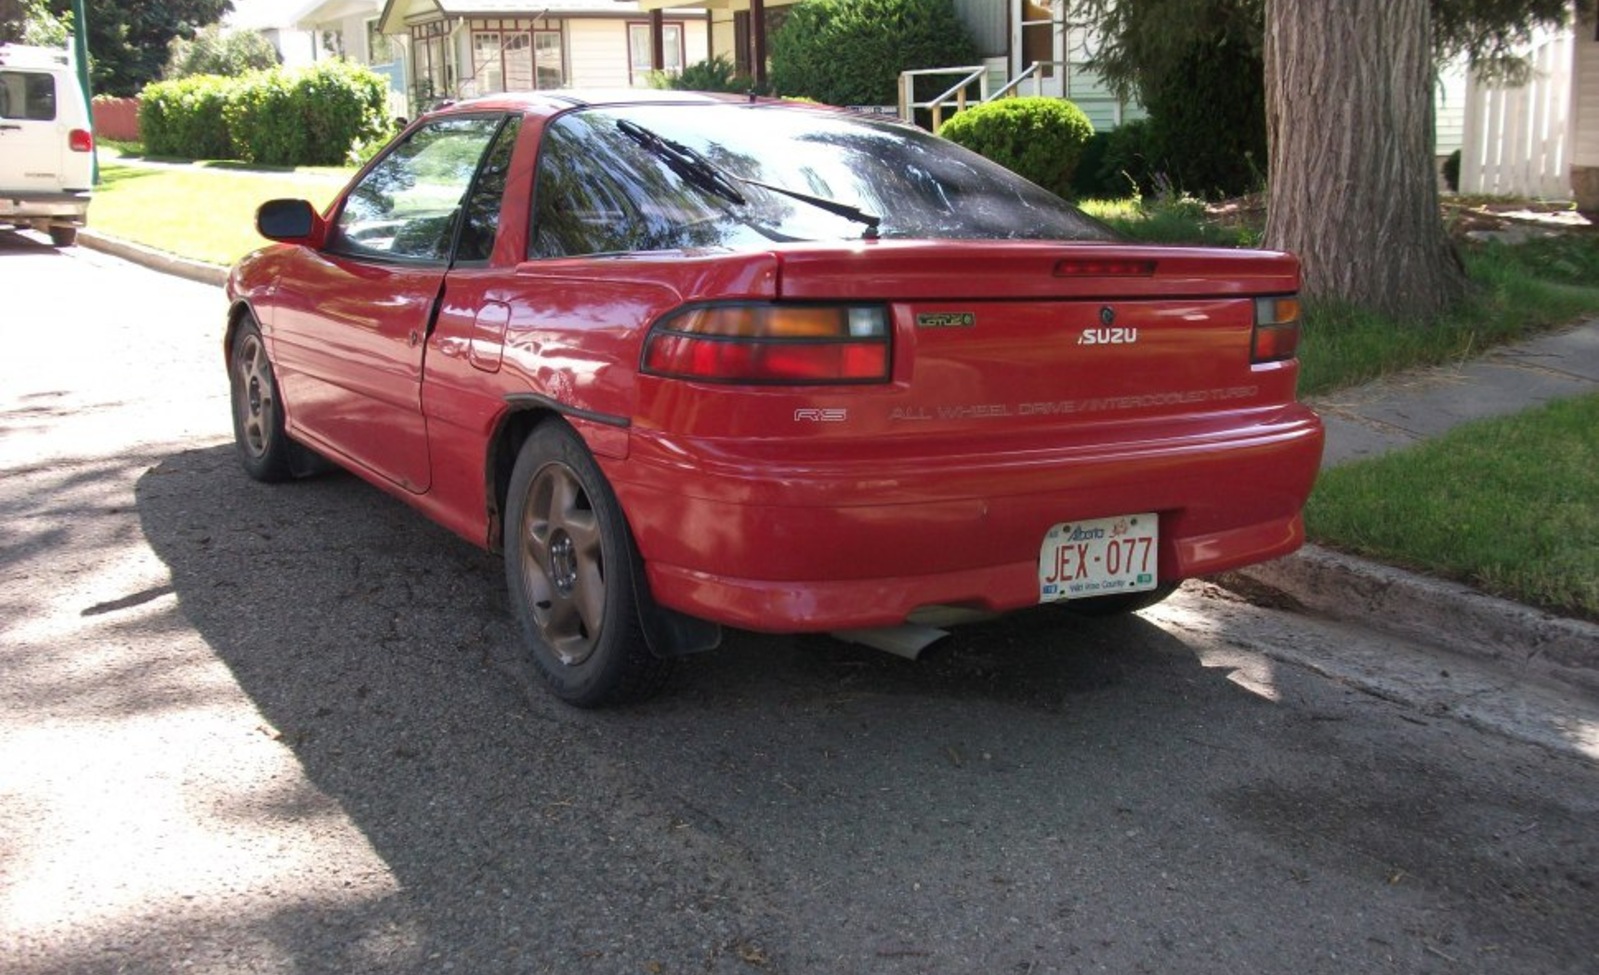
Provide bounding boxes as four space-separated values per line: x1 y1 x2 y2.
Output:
988 61 1071 102
898 65 988 129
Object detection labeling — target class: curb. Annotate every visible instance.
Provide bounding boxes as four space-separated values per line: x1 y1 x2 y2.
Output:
78 229 228 288
1228 546 1599 696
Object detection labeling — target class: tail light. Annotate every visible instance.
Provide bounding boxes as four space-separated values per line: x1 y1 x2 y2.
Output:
68 129 93 153
642 303 891 384
1252 295 1301 363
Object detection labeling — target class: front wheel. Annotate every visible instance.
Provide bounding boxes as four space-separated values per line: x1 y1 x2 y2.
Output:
229 317 294 482
48 225 78 247
503 421 671 707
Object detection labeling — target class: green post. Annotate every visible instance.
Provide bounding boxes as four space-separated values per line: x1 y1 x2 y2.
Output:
70 0 96 183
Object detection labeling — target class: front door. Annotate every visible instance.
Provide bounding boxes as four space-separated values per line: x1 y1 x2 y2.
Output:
1015 0 1067 99
268 115 508 493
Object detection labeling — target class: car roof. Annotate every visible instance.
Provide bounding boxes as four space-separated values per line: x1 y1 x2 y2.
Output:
423 88 801 122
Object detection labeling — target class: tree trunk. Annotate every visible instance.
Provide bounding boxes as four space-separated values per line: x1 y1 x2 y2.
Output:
1264 0 1467 318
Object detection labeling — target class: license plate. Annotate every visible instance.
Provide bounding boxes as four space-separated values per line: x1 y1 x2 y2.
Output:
1038 514 1158 602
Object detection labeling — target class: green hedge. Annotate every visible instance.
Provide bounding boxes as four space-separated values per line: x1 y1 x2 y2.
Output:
938 97 1094 199
139 61 391 166
769 0 978 106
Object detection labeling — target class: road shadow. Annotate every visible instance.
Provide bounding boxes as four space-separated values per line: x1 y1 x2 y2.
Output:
113 444 1599 975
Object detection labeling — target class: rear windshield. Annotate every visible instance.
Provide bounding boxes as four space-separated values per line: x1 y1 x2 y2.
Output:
0 70 56 121
531 102 1118 258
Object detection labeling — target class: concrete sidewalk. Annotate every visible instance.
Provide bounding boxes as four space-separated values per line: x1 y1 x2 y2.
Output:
1235 320 1599 696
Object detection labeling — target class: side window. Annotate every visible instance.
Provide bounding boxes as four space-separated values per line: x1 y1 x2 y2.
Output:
454 116 522 263
0 71 57 121
330 115 504 263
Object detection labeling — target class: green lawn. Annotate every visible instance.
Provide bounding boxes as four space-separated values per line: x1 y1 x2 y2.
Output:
1305 394 1599 621
90 162 351 266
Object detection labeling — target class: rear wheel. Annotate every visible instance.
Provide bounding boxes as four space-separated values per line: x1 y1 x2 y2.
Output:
1062 582 1180 618
229 318 294 482
504 421 671 707
48 225 78 247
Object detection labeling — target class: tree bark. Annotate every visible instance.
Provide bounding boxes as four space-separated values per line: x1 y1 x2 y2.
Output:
1264 0 1467 318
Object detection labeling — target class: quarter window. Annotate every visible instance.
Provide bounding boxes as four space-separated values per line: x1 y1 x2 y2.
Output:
330 116 505 263
0 70 56 121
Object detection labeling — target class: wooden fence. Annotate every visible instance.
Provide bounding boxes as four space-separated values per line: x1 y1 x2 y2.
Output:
1460 30 1574 198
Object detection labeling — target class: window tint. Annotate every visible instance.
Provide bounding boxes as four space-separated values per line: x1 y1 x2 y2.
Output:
530 103 1117 259
0 71 56 121
330 115 504 263
455 117 522 263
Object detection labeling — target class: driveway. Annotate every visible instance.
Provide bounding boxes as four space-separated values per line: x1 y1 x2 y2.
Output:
2 232 1596 974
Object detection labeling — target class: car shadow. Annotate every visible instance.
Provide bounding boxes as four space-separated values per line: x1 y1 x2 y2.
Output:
125 443 1599 974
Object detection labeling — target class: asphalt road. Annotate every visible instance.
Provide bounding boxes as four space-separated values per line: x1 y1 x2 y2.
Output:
2 230 1596 975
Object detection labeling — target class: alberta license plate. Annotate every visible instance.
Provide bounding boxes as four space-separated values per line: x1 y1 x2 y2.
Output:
1038 514 1159 602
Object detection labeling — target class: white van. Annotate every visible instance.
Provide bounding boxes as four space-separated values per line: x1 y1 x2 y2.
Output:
0 44 93 246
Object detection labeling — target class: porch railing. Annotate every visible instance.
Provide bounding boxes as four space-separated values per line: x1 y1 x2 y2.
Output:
897 65 989 130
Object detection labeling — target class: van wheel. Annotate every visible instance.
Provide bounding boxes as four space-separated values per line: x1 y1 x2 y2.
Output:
48 226 78 247
504 421 671 707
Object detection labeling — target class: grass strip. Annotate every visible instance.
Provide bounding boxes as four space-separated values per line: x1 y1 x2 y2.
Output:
89 162 351 267
1305 393 1599 621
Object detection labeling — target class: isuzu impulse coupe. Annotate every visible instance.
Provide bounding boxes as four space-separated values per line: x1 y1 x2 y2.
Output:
227 91 1323 706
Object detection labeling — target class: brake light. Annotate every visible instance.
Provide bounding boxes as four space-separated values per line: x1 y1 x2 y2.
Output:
1252 295 1302 363
642 304 891 384
68 129 93 153
1054 258 1156 277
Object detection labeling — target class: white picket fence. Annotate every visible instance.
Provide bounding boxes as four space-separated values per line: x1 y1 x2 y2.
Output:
1460 29 1574 198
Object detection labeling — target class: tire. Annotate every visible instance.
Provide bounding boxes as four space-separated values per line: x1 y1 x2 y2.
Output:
503 421 671 707
48 225 78 247
228 318 295 482
1062 582 1180 618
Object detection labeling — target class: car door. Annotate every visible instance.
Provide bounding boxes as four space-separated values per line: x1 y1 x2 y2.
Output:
269 114 508 493
0 66 66 194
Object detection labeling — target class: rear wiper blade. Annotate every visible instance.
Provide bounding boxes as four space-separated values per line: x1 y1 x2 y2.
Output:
616 118 746 207
736 174 882 239
614 118 881 239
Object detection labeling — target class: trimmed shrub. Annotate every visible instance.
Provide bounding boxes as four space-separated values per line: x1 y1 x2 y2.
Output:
139 75 233 159
138 61 391 166
937 97 1094 199
769 0 978 107
227 60 390 166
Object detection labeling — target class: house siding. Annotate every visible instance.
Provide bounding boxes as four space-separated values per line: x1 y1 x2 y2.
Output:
568 20 628 87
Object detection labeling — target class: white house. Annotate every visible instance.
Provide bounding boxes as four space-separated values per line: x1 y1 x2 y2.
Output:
294 0 413 117
375 0 709 114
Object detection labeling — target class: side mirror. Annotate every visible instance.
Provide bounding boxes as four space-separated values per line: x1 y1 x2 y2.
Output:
256 198 327 247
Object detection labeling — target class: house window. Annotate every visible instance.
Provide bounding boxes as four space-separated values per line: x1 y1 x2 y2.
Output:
473 30 508 92
627 22 684 83
471 24 562 93
534 30 564 89
411 22 452 106
367 19 394 65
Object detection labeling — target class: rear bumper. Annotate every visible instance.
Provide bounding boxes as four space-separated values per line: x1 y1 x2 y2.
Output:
0 190 90 222
608 406 1325 631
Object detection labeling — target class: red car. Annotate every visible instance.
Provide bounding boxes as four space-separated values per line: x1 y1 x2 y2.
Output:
226 91 1322 707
